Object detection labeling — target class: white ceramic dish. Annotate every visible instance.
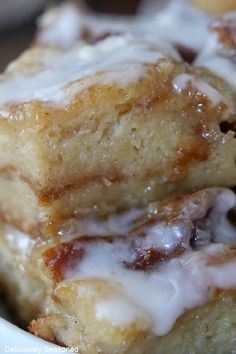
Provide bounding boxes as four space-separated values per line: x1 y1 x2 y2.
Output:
0 317 62 353
0 316 78 353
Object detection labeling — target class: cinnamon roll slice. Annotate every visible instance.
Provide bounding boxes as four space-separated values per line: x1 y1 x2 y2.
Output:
1 188 236 353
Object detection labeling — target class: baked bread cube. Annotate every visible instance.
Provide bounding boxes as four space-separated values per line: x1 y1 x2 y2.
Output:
1 188 236 352
0 34 236 236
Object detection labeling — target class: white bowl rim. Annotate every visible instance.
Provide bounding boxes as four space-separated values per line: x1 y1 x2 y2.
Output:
0 317 74 353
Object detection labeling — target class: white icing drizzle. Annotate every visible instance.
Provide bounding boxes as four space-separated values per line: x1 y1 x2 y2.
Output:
0 0 215 111
141 221 189 251
96 297 148 328
173 73 232 109
83 209 144 237
5 188 236 336
5 226 35 259
143 0 211 52
37 0 211 52
195 15 236 89
65 188 236 335
59 209 193 250
208 188 236 244
61 188 236 248
0 34 178 111
37 2 84 49
37 2 141 49
196 54 236 89
71 242 236 335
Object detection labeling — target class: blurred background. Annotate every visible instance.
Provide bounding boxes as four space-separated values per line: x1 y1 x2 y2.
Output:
0 0 143 72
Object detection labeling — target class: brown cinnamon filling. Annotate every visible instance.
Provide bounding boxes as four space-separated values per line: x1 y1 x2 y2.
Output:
43 218 207 282
43 189 236 283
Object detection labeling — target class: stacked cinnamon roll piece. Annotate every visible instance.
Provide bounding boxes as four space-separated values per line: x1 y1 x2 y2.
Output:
1 0 236 353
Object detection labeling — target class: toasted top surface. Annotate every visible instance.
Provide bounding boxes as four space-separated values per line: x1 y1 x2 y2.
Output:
0 34 180 114
1 0 236 116
1 0 236 117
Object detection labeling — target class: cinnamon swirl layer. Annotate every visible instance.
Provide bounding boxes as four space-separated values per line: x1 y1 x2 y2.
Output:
1 188 236 352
